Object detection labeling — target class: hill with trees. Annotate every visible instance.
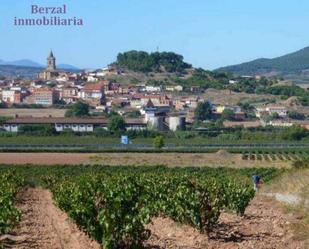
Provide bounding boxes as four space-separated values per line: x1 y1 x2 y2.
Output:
114 50 192 73
216 46 309 82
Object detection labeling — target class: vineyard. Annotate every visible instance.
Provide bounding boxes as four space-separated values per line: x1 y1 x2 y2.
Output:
0 172 23 235
241 149 309 161
0 165 283 248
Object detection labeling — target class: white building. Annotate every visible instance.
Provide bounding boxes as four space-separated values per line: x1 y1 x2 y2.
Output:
2 90 15 103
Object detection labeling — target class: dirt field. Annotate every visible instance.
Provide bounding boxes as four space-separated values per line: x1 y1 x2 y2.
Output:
203 88 279 106
2 189 304 249
0 152 291 168
1 188 100 249
0 108 67 117
145 195 304 249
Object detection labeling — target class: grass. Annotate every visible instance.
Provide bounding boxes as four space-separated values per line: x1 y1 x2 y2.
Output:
1 134 309 146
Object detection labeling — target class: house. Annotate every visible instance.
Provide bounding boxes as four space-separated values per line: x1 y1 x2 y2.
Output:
256 106 287 118
79 82 106 106
31 88 59 106
266 106 287 117
214 105 242 114
2 90 16 103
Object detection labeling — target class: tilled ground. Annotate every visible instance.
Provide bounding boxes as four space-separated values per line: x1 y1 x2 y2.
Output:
0 190 305 249
2 188 100 249
145 196 305 249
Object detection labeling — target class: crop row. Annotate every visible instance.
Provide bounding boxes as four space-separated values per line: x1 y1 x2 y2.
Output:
0 172 23 235
42 171 254 248
241 151 309 161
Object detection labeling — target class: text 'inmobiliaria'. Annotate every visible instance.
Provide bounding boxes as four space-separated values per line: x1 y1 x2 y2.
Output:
14 5 83 26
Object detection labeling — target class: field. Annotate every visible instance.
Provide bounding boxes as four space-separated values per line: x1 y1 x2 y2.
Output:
0 164 306 249
0 151 293 167
0 108 67 117
0 165 286 248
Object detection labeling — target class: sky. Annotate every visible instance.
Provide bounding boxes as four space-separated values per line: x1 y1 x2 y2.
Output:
1 0 309 69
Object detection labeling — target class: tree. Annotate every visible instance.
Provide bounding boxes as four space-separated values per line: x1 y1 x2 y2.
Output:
281 125 307 141
221 109 235 121
108 115 126 132
65 101 89 117
194 101 212 122
153 135 164 149
288 111 305 120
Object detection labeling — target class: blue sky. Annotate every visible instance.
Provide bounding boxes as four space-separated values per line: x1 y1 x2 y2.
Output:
1 0 309 69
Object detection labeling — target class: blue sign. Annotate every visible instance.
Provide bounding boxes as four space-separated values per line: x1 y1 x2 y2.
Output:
121 135 129 145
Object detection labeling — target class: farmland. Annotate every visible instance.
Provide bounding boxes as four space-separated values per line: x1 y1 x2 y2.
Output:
0 151 293 167
0 165 285 249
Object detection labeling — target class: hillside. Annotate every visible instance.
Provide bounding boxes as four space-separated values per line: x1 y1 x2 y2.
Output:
0 64 80 79
0 65 42 79
217 46 309 82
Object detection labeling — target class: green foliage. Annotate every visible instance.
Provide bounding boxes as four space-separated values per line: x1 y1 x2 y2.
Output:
115 50 191 73
173 68 235 90
153 135 164 149
123 111 141 119
12 103 44 109
108 115 126 132
194 101 212 121
281 125 308 141
18 124 56 136
0 171 24 235
221 109 235 121
288 111 305 120
0 102 7 108
40 166 258 247
65 101 89 117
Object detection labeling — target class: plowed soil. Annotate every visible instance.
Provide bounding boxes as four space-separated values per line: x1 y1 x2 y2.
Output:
1 189 304 249
2 188 100 249
145 196 305 249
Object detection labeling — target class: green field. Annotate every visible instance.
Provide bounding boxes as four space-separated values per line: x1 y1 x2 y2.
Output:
0 134 309 146
0 165 283 248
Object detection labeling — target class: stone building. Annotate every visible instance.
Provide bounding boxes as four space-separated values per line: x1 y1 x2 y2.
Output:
38 50 61 80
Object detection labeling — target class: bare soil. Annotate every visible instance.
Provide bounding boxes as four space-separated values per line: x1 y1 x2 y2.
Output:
2 188 100 249
0 152 291 168
1 189 305 249
145 195 305 249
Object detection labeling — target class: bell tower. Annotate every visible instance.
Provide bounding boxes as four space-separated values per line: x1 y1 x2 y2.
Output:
47 50 56 71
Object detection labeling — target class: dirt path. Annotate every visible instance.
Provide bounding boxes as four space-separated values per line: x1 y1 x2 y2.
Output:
3 188 100 249
145 195 305 249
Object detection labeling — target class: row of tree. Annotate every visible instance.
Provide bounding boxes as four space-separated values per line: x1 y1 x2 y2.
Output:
115 50 191 73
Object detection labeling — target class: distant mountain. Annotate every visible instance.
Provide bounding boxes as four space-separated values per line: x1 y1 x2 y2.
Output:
0 65 42 79
216 46 309 82
0 63 80 79
57 64 80 70
0 59 79 71
0 59 43 68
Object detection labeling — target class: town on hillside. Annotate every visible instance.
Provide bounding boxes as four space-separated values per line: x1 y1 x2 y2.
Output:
1 50 309 133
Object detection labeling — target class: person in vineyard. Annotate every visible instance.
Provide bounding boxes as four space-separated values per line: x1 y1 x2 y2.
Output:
252 174 261 191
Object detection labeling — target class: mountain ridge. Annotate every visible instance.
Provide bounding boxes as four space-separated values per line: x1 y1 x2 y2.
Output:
216 46 309 81
0 59 79 70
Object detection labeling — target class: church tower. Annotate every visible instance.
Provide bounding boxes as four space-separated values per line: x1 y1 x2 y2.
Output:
47 50 56 71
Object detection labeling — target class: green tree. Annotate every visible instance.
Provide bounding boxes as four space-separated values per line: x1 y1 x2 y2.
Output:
194 101 212 121
108 115 126 132
281 125 307 141
65 101 89 117
221 109 235 121
153 135 164 149
288 111 305 120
